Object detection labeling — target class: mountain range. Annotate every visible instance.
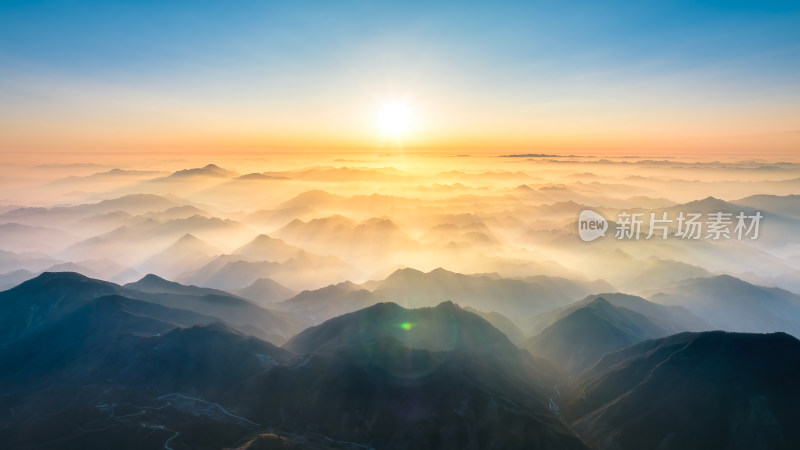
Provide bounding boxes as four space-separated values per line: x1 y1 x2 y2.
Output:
1 271 799 449
2 157 800 449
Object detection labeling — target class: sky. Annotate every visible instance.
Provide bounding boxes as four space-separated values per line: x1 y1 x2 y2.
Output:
1 0 799 156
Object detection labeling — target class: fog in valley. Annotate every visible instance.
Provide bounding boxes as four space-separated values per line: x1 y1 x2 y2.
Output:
2 152 800 449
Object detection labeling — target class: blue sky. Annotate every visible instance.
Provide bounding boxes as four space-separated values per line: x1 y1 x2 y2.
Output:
1 0 799 154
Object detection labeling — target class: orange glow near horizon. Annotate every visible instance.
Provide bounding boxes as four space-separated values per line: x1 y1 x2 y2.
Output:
2 127 798 160
1 86 798 158
1 83 798 158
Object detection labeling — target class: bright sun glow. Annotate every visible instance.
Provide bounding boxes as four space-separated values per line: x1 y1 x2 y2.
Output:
377 101 413 138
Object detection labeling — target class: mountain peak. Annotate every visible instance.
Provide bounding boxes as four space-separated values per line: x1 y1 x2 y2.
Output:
677 196 737 211
429 267 457 276
168 164 238 178
29 271 92 283
136 273 170 285
388 267 425 276
252 233 277 241
284 301 517 357
585 296 614 309
433 300 461 311
175 233 201 243
526 296 667 374
382 267 426 282
124 274 222 297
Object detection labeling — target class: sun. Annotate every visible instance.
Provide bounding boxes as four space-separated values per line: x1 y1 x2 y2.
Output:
377 101 414 139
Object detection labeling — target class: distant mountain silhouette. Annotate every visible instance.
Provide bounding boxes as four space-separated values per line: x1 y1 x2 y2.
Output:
370 267 594 322
525 298 668 374
528 292 709 336
125 273 232 297
201 260 283 290
652 275 800 336
243 205 319 229
0 222 77 253
277 189 346 209
0 268 35 291
144 204 211 220
233 277 296 304
0 249 58 273
233 234 306 262
63 215 251 265
165 163 239 178
269 267 606 329
64 210 136 236
138 233 219 279
734 194 800 219
46 258 140 284
274 215 419 258
276 281 377 325
668 196 753 215
236 172 290 180
0 194 180 227
181 250 351 292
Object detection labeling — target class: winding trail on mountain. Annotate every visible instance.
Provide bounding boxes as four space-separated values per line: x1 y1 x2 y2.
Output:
163 430 180 450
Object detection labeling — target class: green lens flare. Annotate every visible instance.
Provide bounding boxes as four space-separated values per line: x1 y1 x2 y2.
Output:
400 322 413 330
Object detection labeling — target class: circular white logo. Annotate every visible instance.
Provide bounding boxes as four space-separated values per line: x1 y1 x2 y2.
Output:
578 210 608 241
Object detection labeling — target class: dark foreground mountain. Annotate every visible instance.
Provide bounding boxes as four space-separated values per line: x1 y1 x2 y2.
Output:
0 271 302 345
0 271 127 345
565 331 800 450
253 301 585 450
5 272 796 449
0 295 289 449
0 279 585 450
